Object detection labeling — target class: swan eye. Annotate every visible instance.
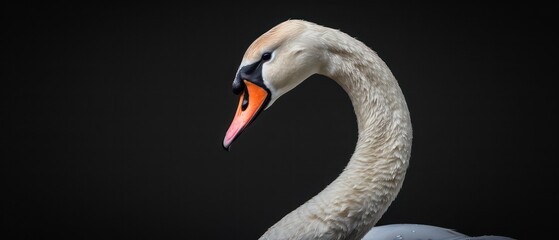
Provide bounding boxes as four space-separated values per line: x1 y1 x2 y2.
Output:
261 52 272 61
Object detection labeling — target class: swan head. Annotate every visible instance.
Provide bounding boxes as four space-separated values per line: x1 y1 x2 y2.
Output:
223 20 324 150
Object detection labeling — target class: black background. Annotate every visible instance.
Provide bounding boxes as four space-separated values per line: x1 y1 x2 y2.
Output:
3 2 557 239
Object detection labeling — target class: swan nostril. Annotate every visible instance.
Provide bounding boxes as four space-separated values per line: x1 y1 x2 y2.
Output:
241 89 249 110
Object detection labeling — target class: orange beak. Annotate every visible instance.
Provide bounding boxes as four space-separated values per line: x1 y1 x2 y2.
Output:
223 80 269 150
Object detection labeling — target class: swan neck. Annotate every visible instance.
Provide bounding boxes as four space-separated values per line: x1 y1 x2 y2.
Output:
326 42 413 230
260 27 412 240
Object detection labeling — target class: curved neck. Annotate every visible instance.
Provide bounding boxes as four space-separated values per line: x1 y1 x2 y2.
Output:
260 30 413 240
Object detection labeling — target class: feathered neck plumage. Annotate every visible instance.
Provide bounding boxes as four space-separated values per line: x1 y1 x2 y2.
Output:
260 22 413 240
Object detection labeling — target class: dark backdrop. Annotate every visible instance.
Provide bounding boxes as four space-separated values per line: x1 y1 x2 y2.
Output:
3 2 556 239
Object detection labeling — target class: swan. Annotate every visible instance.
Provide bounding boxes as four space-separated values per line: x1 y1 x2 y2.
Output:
223 19 515 240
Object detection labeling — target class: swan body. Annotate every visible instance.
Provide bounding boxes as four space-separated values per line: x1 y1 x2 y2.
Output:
223 19 514 240
362 224 514 240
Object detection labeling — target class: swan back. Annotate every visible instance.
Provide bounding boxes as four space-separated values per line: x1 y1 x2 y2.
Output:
363 224 516 240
